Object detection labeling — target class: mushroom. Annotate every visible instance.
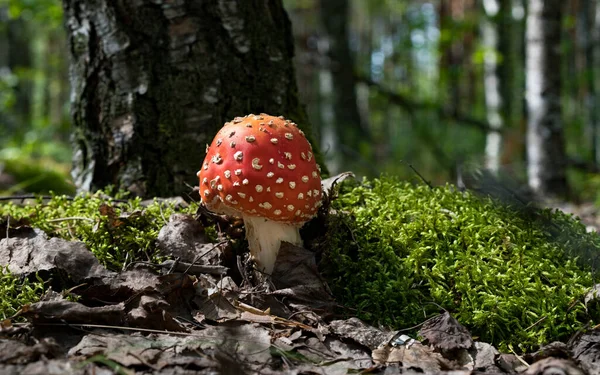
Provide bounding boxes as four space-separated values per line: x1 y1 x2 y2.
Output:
198 114 322 274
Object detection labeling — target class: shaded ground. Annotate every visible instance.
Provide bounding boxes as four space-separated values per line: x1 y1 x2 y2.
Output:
2 190 600 374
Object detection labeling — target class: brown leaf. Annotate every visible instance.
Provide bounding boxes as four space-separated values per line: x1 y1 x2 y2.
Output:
0 229 111 282
372 342 447 372
0 338 61 365
419 311 474 351
329 317 396 351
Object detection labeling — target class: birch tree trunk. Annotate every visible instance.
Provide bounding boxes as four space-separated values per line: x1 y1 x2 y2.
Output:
525 0 568 197
63 0 317 197
482 0 524 173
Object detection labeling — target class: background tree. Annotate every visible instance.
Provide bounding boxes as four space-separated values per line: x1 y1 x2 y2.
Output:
319 0 370 172
5 0 600 202
525 0 568 197
63 0 319 197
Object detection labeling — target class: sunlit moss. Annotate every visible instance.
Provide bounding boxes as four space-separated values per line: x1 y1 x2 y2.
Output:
321 176 600 352
0 190 197 271
0 266 45 320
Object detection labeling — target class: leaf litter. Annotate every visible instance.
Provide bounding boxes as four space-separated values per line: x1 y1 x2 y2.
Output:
1 178 600 374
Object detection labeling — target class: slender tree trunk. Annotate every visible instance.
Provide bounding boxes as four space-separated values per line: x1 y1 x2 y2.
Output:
481 0 503 173
525 0 568 197
63 0 320 197
319 0 369 169
482 0 523 172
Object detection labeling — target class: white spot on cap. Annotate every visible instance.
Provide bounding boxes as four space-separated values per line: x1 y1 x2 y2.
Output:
297 193 304 199
237 192 246 198
259 202 272 209
242 179 249 185
235 169 242 175
275 192 284 198
284 152 292 160
245 135 256 142
224 170 231 178
203 162 209 170
217 184 223 191
287 164 296 170
301 152 306 160
203 190 210 197
216 139 222 146
234 151 243 161
276 178 283 184
229 131 236 137
308 152 313 161
269 158 275 164
302 176 309 183
233 181 240 187
287 205 294 211
267 172 274 178
255 185 264 192
249 196 254 202
289 182 296 189
202 177 208 185
230 141 236 147
252 158 263 170
312 171 318 178
285 133 293 140
225 194 232 201
277 162 285 169
270 138 278 144
274 209 282 215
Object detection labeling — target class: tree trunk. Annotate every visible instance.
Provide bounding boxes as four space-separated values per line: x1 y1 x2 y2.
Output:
525 0 568 198
63 0 319 197
319 0 369 171
482 0 524 173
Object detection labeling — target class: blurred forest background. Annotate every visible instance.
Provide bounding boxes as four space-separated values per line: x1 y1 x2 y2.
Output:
1 0 600 202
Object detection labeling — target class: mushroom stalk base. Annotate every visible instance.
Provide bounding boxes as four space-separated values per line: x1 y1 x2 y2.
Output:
243 215 302 275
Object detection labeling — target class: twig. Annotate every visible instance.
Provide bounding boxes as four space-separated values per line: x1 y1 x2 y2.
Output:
401 161 433 189
47 217 96 223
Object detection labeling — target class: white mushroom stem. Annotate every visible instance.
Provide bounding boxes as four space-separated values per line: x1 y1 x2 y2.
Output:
242 215 302 275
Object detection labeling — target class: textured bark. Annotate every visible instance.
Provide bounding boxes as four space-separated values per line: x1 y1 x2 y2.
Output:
63 0 318 197
319 0 369 169
525 0 568 197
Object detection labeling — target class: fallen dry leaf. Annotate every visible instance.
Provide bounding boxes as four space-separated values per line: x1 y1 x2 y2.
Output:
419 311 474 352
0 228 111 282
328 317 396 351
372 341 448 372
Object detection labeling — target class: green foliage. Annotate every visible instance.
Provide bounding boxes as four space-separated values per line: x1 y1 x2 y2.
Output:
0 155 74 195
0 266 45 320
321 176 600 352
0 190 197 271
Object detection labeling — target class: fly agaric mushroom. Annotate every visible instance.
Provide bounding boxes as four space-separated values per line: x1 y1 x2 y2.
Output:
198 114 322 274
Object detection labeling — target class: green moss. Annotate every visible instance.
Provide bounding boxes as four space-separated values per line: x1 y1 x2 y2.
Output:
0 266 45 320
0 190 197 271
321 176 600 352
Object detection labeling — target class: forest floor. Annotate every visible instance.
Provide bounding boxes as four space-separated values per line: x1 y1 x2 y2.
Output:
1 194 600 374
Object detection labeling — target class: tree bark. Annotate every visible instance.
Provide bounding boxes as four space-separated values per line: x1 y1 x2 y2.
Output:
525 0 568 198
63 0 319 197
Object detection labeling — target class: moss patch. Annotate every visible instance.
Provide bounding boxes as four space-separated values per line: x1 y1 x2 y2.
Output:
321 176 600 352
0 266 45 320
0 191 197 271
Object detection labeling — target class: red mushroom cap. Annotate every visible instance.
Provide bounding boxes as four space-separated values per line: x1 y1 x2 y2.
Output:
198 114 322 223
